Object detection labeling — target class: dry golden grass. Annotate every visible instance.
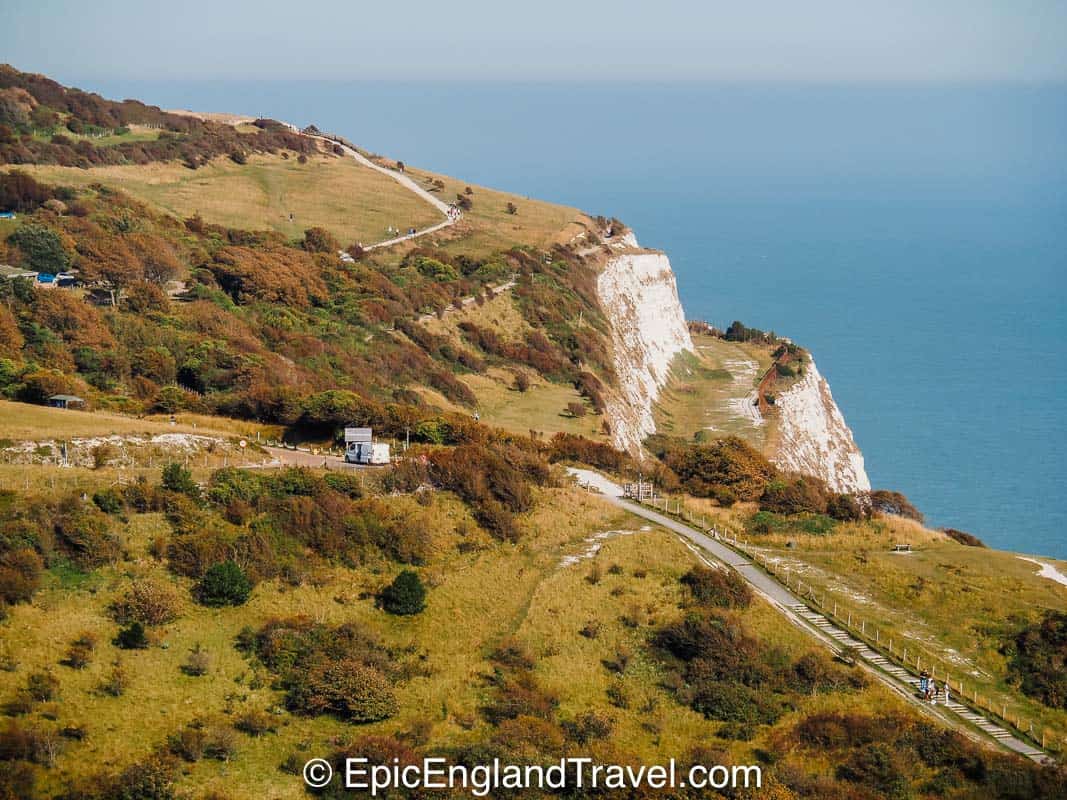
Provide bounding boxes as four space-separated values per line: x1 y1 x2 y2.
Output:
0 399 280 442
403 165 593 258
10 152 441 248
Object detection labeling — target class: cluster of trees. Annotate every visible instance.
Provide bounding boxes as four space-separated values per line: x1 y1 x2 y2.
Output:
790 710 1067 799
722 319 779 344
428 440 553 541
245 618 400 722
653 568 867 734
648 434 921 526
0 66 316 169
3 175 611 421
1002 611 1067 710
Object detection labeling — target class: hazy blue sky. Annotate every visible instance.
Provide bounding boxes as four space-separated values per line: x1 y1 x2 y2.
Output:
2 0 1066 83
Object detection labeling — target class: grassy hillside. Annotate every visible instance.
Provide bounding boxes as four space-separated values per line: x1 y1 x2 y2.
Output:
1 67 1064 800
15 152 443 249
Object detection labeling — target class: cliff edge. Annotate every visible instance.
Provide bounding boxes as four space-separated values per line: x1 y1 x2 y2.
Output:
770 359 871 493
596 236 693 453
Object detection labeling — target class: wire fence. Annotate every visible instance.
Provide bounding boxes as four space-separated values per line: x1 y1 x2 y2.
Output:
637 494 1061 756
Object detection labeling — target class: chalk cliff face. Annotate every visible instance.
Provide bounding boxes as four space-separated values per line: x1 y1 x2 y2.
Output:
596 240 693 453
771 360 871 494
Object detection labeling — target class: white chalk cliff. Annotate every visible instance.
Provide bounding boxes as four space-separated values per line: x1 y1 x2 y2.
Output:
771 360 871 494
596 236 693 453
594 230 870 493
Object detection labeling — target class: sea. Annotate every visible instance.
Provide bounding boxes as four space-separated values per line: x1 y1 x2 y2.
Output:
80 79 1067 558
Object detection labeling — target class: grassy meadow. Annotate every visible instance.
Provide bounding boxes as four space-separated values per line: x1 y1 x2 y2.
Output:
0 399 282 443
0 470 926 799
654 334 774 449
9 152 441 248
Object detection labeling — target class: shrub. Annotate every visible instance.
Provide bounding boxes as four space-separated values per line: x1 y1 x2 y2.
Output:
92 487 125 514
100 660 128 696
114 621 149 650
26 669 59 702
196 561 252 607
287 659 397 722
303 226 339 254
111 578 183 625
181 643 211 676
760 474 830 515
565 401 587 418
7 224 71 272
561 710 614 744
0 548 43 604
380 570 426 616
161 462 199 497
868 489 923 523
941 528 986 547
233 708 276 736
1004 611 1067 709
690 682 780 724
680 565 752 609
64 632 97 669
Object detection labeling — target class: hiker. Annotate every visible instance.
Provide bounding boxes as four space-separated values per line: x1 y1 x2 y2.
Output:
943 683 951 704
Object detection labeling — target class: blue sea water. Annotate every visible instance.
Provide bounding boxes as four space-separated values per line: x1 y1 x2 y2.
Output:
82 79 1067 558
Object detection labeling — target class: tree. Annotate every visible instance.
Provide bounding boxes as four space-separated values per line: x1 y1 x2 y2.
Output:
7 224 71 273
303 226 339 254
161 462 199 497
288 659 397 722
380 570 426 615
196 560 252 607
114 621 149 650
566 401 587 418
513 372 530 393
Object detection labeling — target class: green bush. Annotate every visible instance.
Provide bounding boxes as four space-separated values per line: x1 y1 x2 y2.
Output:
287 658 397 722
161 462 199 498
380 570 426 616
7 224 71 272
92 488 125 514
114 621 149 650
680 565 752 609
196 560 252 607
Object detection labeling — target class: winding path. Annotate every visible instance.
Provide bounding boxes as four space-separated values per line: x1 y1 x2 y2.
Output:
568 468 1051 764
305 133 457 250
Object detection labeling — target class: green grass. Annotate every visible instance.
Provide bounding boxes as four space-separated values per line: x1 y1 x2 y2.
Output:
653 333 775 449
30 124 163 147
717 508 1067 753
9 152 442 248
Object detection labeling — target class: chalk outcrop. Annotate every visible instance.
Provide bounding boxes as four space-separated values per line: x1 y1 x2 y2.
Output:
771 359 870 494
597 237 693 453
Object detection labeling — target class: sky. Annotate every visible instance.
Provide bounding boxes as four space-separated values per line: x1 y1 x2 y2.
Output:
2 0 1066 83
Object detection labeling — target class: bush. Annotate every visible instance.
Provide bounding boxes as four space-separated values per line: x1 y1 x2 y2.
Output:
111 578 183 625
114 621 149 650
868 489 923 523
760 474 830 515
161 462 199 498
92 487 124 514
233 708 277 736
26 669 59 701
942 528 986 547
565 401 587 418
287 658 397 722
680 565 752 609
64 632 97 669
380 570 426 616
0 548 43 605
181 643 211 676
1004 611 1067 709
196 561 252 607
7 224 71 272
303 226 339 254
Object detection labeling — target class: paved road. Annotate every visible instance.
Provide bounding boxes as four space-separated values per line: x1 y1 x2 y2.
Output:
568 468 1050 763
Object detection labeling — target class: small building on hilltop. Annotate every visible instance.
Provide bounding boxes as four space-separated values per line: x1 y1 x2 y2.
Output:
47 394 86 410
